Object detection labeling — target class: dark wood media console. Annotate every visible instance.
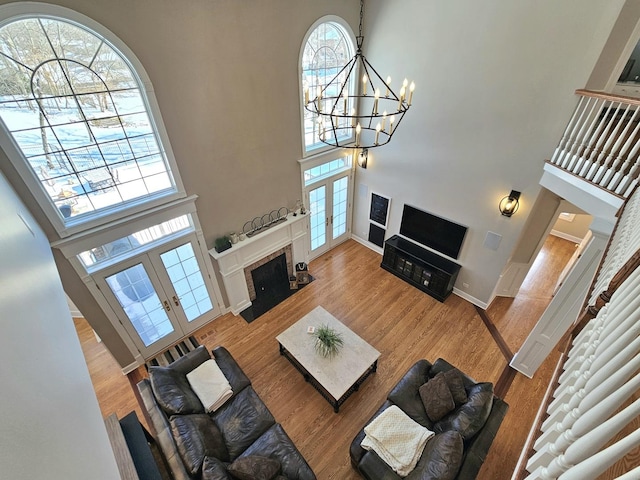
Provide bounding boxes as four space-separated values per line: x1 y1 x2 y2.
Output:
381 235 461 302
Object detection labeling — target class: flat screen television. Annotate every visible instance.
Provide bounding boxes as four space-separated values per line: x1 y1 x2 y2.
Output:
399 205 467 259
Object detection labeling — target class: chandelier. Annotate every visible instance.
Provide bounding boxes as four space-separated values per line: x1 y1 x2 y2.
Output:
304 0 414 149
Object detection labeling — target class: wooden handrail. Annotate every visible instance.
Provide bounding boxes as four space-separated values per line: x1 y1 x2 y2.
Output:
576 88 640 107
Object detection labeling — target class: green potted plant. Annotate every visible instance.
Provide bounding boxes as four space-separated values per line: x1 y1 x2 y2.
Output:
214 235 232 253
313 324 344 358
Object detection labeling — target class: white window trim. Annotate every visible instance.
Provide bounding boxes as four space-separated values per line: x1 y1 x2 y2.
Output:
298 15 357 158
298 148 354 187
0 2 186 238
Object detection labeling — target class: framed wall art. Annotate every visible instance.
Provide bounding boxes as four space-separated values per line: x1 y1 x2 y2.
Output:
369 192 390 228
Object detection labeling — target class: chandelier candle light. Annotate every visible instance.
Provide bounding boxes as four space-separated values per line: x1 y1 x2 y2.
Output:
304 0 414 149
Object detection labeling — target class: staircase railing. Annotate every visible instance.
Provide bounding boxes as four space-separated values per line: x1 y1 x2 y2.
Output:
548 89 640 200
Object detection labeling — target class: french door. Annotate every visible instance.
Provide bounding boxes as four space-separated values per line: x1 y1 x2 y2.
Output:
95 235 218 358
306 173 351 259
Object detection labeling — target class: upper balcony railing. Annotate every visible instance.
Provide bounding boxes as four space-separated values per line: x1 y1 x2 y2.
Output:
549 89 640 200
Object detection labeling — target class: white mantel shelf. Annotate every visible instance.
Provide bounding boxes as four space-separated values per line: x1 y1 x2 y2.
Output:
208 213 309 315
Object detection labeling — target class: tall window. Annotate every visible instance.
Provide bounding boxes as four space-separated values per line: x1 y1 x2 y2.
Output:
301 19 355 154
0 14 178 232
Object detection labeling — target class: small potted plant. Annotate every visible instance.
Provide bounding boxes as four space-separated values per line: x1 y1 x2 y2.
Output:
313 324 344 358
214 235 232 253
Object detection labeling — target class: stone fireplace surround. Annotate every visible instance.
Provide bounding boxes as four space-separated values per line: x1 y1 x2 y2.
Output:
208 213 309 315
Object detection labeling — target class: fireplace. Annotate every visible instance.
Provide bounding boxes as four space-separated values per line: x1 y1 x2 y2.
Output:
244 246 293 301
208 212 309 315
240 246 296 321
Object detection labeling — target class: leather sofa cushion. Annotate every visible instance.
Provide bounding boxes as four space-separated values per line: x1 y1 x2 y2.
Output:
434 382 494 441
406 431 463 480
213 386 275 460
228 455 281 480
242 424 316 480
202 456 231 480
170 414 230 476
150 366 204 415
419 373 455 422
213 346 252 395
387 360 433 427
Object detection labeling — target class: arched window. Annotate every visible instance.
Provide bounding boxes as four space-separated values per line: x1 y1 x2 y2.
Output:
300 18 355 155
0 7 182 235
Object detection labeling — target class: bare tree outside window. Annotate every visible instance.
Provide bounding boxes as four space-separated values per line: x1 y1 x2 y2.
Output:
0 17 176 222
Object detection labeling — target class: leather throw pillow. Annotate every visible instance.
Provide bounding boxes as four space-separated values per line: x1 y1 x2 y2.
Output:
419 372 456 422
227 455 281 480
442 368 468 406
170 414 229 476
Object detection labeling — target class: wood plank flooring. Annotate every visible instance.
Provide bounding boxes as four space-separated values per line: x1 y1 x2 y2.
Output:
74 235 577 480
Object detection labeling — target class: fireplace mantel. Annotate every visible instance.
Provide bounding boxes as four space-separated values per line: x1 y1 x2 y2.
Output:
208 213 309 315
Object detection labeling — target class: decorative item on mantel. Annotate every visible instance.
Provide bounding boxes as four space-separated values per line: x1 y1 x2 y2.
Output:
214 235 232 253
313 324 344 358
242 206 290 238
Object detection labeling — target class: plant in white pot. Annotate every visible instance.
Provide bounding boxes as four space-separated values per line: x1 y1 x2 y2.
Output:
313 324 344 358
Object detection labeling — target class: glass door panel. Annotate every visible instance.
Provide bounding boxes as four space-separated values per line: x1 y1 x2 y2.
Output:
100 259 183 355
332 175 349 241
159 242 213 323
309 185 327 254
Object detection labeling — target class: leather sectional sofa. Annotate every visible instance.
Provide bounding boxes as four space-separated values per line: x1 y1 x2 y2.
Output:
138 345 315 480
350 358 509 479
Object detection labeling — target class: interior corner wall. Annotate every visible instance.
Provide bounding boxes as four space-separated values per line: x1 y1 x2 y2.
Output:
586 0 640 90
353 0 625 305
53 249 136 367
0 171 121 479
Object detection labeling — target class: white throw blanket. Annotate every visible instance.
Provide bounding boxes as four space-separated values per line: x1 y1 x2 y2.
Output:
361 405 434 477
186 359 233 412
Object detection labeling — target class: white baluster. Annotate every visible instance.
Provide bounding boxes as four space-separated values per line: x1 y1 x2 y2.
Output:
592 104 634 185
528 397 640 478
537 365 640 458
551 96 589 166
605 110 640 191
585 102 624 180
557 97 595 168
572 99 611 173
557 429 640 480
614 465 640 480
566 100 608 171
579 100 617 176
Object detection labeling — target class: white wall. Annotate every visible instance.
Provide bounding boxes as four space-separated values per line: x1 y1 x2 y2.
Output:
0 171 121 479
353 0 625 304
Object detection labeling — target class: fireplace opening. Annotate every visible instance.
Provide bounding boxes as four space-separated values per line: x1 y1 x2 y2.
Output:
240 250 313 323
252 253 290 305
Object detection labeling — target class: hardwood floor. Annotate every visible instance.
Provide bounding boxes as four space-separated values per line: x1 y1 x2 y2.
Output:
75 235 577 480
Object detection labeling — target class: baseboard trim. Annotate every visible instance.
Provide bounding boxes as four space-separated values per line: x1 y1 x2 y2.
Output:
121 354 144 375
351 233 384 255
549 229 582 244
350 235 488 308
452 287 488 309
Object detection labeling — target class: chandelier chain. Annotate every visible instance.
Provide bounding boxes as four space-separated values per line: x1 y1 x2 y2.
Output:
359 0 364 39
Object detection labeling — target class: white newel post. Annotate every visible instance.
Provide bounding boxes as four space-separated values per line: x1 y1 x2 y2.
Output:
208 213 309 315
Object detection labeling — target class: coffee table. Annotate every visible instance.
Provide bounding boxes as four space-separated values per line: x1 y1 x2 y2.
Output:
276 306 380 412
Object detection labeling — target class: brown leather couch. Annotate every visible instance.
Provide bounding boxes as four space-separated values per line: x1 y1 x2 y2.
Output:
350 358 509 480
138 345 315 480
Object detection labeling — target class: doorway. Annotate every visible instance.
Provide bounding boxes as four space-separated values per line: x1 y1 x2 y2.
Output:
301 154 354 260
94 235 218 358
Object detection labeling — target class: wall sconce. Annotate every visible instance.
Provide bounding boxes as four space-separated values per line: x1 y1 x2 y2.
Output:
499 190 521 217
358 148 368 169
